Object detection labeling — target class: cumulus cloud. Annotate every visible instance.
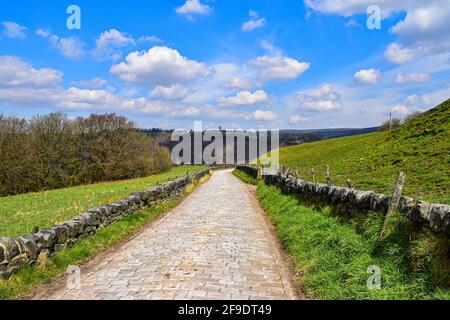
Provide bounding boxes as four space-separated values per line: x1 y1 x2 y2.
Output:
2 21 26 39
110 46 209 86
395 73 431 84
290 84 343 112
246 110 278 121
304 1 450 64
150 84 189 100
36 29 85 59
390 1 450 49
354 68 381 84
70 77 107 88
249 55 310 81
0 56 62 87
391 94 433 115
176 0 212 16
384 43 415 64
172 106 201 117
93 29 136 61
218 90 269 107
288 115 311 124
242 10 267 32
224 77 255 90
59 87 165 113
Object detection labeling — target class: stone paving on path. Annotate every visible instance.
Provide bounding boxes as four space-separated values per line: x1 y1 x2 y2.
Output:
35 169 298 300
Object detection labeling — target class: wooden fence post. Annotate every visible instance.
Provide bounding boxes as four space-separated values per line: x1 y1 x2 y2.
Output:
326 165 332 186
311 167 316 184
346 179 356 189
380 172 406 237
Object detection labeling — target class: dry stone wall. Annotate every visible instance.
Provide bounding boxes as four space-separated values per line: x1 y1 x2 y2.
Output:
0 168 211 279
236 165 450 235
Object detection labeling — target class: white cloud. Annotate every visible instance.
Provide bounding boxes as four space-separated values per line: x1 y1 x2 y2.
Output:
288 115 311 124
289 84 343 112
395 73 431 84
242 11 267 32
182 63 244 104
110 46 209 86
2 21 26 39
50 36 85 59
36 29 85 59
391 94 433 115
246 110 278 121
0 56 62 87
249 55 310 81
384 43 415 64
224 77 255 90
60 87 169 114
404 94 433 109
260 40 283 56
305 1 450 63
93 29 136 61
303 0 423 17
36 28 50 37
218 90 269 106
70 77 107 88
150 84 189 100
391 104 409 114
354 68 381 84
176 0 212 16
390 1 450 49
174 106 201 117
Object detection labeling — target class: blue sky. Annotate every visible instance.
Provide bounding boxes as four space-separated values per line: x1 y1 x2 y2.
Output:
0 0 449 129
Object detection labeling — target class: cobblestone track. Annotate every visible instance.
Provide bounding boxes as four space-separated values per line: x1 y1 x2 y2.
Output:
35 169 299 300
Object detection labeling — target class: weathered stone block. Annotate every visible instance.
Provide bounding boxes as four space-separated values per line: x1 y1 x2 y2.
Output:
40 228 58 249
17 236 38 261
429 204 450 232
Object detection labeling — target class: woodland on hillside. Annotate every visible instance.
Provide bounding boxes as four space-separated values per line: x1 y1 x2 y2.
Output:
0 113 172 196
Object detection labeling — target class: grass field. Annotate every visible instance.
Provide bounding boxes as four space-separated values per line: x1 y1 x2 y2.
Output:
0 166 205 237
0 171 210 299
234 169 450 300
278 99 450 204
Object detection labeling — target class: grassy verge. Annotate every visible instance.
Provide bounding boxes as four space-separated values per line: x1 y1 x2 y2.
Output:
0 174 211 300
235 169 450 300
232 169 258 185
0 166 205 237
278 100 449 204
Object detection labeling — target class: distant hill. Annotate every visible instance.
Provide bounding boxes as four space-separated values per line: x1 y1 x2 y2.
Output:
279 127 379 147
279 99 450 204
281 127 379 139
141 126 380 150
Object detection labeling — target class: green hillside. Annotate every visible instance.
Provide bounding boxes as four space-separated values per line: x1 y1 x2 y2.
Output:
279 99 450 204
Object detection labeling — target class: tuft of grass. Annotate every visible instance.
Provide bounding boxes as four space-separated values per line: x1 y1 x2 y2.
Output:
235 170 450 300
232 169 258 185
278 99 450 204
0 175 210 300
0 166 205 237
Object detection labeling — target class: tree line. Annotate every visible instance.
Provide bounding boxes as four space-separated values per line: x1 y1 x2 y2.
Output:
0 113 172 197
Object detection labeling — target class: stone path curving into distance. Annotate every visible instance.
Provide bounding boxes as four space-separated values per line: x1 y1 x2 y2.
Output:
34 169 298 300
